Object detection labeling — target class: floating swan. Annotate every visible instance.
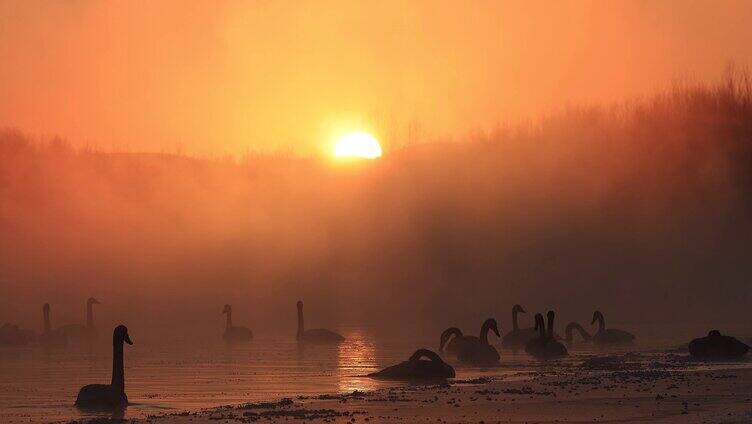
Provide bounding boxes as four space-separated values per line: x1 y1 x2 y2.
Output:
525 312 567 358
39 303 67 347
456 318 501 365
296 301 344 344
439 327 473 357
75 325 133 409
57 297 100 342
501 304 538 349
565 322 592 344
689 330 749 359
0 323 36 346
368 349 455 380
591 311 635 345
222 304 253 342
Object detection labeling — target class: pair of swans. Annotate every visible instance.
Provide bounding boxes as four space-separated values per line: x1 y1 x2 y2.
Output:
565 311 635 345
500 304 561 349
75 325 132 409
439 318 500 365
39 299 101 347
525 311 568 358
369 349 454 381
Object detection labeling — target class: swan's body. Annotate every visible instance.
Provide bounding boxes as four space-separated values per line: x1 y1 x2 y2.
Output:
222 304 253 342
591 311 635 345
0 323 36 346
526 312 568 358
75 325 132 409
296 301 344 344
39 304 68 347
369 349 455 380
456 318 501 365
565 322 592 344
689 330 749 359
501 305 538 349
57 298 100 342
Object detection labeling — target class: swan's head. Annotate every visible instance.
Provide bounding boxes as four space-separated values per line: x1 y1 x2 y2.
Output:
43 303 50 312
114 325 133 345
591 311 603 325
87 297 101 305
512 304 525 314
485 318 500 338
222 304 231 314
297 301 303 310
547 310 555 322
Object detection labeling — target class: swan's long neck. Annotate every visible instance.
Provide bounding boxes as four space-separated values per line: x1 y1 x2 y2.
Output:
512 309 519 331
86 303 94 330
225 309 232 330
43 308 51 334
546 314 554 339
297 305 304 335
596 315 605 333
111 336 125 391
537 317 546 338
572 323 592 341
480 322 490 345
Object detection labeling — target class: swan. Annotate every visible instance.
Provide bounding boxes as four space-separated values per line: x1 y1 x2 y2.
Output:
591 311 635 345
525 312 568 358
75 325 133 409
39 303 67 347
368 348 455 380
296 301 344 344
57 297 100 342
689 330 749 359
456 318 501 365
439 327 474 357
565 322 592 344
501 304 538 349
222 304 253 342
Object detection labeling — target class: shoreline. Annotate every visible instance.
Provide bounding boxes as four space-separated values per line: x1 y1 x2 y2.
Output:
65 354 752 424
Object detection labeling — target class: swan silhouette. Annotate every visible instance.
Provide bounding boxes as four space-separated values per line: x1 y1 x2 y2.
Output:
57 297 100 342
501 304 538 349
368 349 455 380
591 311 635 345
439 327 473 357
565 322 592 344
39 303 67 347
525 312 567 358
689 330 749 359
75 325 133 409
296 301 344 344
456 318 501 365
222 304 253 342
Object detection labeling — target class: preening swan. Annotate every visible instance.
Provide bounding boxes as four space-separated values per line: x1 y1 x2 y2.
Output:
456 318 501 365
591 311 635 345
501 304 538 349
222 304 253 342
75 325 133 409
525 312 567 358
689 330 749 359
57 297 100 342
296 301 344 344
368 349 455 380
565 322 592 344
39 303 67 347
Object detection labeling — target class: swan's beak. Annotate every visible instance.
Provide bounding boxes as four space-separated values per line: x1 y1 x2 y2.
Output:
519 307 526 313
93 299 101 304
124 333 133 345
493 326 501 338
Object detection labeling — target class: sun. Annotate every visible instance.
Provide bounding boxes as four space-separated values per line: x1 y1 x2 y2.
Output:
333 131 382 159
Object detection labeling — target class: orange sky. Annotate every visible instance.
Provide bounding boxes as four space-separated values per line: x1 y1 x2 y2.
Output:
1 0 751 156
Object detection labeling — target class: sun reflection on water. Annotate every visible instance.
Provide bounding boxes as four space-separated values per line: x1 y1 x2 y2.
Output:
336 329 379 393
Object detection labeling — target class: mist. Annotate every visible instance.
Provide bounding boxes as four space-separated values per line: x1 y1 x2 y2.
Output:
2 74 751 346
